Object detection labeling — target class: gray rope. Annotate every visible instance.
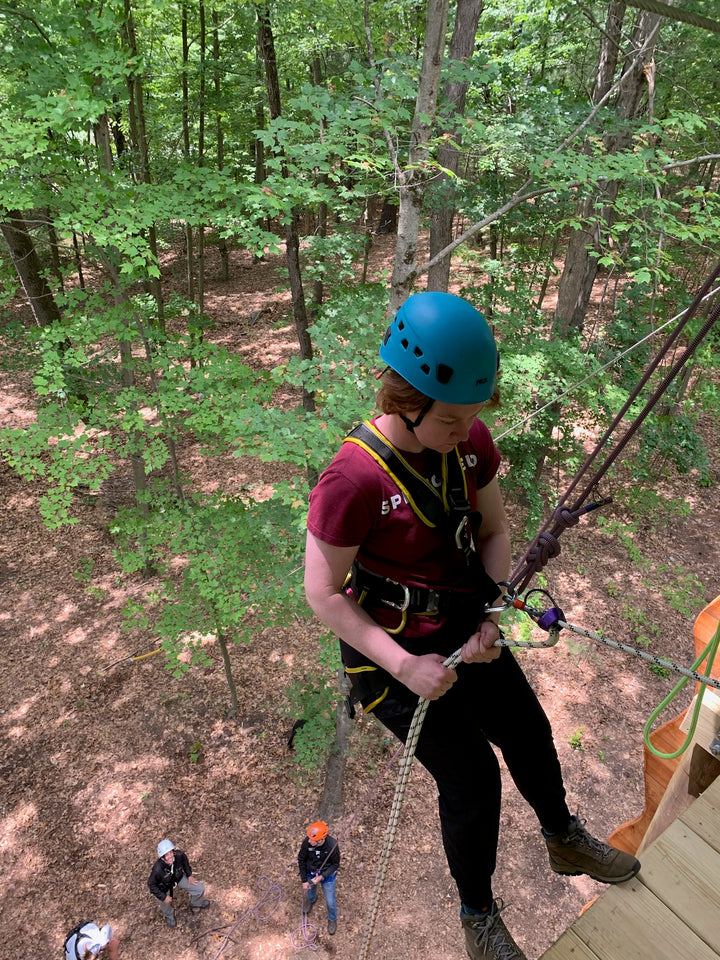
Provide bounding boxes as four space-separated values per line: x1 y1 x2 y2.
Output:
624 0 720 34
357 608 719 960
357 629 562 960
557 618 720 691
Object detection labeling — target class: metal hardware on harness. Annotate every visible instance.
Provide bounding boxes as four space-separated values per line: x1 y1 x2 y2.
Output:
454 515 475 555
380 580 410 612
537 606 565 631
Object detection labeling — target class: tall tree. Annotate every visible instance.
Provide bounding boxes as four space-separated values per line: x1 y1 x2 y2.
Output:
554 5 662 335
256 3 315 424
389 0 451 312
427 0 484 293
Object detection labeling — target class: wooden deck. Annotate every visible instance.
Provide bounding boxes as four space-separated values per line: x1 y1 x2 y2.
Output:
539 772 720 960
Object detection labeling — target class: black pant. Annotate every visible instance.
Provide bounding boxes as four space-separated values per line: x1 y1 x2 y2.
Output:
370 620 571 909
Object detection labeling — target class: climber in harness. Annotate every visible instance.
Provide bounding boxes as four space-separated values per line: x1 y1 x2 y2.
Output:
304 292 640 960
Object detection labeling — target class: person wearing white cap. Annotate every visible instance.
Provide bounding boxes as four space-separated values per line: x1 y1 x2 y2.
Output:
147 838 210 928
63 921 119 960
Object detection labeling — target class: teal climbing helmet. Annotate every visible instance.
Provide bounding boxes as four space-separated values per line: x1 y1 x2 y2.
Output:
379 292 498 403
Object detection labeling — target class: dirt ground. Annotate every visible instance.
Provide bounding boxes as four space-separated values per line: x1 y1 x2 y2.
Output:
1 235 719 960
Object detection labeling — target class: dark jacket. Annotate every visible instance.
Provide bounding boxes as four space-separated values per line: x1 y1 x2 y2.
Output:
297 835 340 882
147 849 193 901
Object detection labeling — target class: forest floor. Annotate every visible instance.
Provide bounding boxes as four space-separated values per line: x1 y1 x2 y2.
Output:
1 233 719 960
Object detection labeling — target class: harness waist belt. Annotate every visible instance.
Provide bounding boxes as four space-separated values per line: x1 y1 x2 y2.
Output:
351 564 453 616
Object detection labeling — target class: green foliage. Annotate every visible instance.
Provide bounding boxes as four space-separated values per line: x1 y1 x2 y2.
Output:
114 490 309 680
283 636 343 772
1 0 718 729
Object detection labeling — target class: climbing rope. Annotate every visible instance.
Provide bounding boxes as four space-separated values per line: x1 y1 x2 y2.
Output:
357 602 564 960
624 0 720 35
509 261 720 594
358 589 720 960
357 648 460 960
508 589 720 762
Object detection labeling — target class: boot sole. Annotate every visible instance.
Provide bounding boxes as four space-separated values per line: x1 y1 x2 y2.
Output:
550 864 640 883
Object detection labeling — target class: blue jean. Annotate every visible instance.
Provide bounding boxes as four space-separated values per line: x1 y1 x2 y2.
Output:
306 872 338 921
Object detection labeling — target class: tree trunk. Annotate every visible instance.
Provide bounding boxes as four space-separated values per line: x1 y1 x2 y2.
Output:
123 0 165 329
181 2 196 305
256 3 316 433
389 0 451 313
427 0 484 293
213 10 229 281
1 211 62 327
554 6 661 336
311 55 329 316
217 630 239 718
318 669 353 822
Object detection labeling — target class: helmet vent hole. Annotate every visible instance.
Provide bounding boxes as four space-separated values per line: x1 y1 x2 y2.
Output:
400 337 409 350
420 363 430 375
436 363 453 384
413 346 423 358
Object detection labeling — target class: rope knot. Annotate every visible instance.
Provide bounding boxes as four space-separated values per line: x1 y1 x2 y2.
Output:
553 506 580 531
526 531 561 568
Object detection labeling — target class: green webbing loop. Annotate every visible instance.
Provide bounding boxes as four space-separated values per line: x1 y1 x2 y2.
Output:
643 619 720 759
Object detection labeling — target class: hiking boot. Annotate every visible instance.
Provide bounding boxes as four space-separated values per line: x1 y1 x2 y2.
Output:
461 900 526 960
544 816 640 883
190 898 210 909
166 913 177 929
328 919 337 935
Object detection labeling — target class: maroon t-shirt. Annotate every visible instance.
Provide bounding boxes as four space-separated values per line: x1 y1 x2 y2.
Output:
307 417 501 635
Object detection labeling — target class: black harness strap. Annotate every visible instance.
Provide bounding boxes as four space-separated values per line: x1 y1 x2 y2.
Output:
344 421 479 563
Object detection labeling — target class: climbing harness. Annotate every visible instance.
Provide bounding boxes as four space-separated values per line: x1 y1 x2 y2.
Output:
341 420 500 715
344 420 481 564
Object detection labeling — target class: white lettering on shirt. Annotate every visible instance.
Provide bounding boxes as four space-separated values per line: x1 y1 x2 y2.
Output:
381 492 409 514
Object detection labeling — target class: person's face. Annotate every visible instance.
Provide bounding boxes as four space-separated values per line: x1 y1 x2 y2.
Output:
409 401 483 452
308 836 322 847
162 850 175 864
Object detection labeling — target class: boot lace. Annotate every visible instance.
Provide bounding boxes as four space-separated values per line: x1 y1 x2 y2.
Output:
567 818 612 861
467 899 522 960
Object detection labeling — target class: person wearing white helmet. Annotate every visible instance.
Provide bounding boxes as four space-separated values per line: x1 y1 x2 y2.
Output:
147 838 210 928
63 921 119 960
305 292 640 960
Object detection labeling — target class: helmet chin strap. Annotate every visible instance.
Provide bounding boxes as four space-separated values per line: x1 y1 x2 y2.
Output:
400 398 434 432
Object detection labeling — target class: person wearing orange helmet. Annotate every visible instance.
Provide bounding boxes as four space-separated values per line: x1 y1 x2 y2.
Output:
304 293 640 960
298 821 340 935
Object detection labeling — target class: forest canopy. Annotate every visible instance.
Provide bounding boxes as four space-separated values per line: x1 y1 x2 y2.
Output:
1 0 719 718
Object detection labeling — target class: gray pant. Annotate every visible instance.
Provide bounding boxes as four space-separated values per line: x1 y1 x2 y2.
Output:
158 877 206 919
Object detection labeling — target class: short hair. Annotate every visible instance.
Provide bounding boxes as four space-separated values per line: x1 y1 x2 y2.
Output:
376 369 431 414
377 367 499 413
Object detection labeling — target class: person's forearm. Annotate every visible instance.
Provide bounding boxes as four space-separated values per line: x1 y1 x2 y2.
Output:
307 589 413 678
478 530 511 621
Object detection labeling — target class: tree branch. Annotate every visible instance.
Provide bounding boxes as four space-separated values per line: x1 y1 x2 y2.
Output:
0 5 52 42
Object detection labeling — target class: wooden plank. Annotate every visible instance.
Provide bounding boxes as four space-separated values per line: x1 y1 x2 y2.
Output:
638 818 720 952
637 689 720 854
567 878 719 960
539 927 601 960
679 773 720 855
688 743 720 797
